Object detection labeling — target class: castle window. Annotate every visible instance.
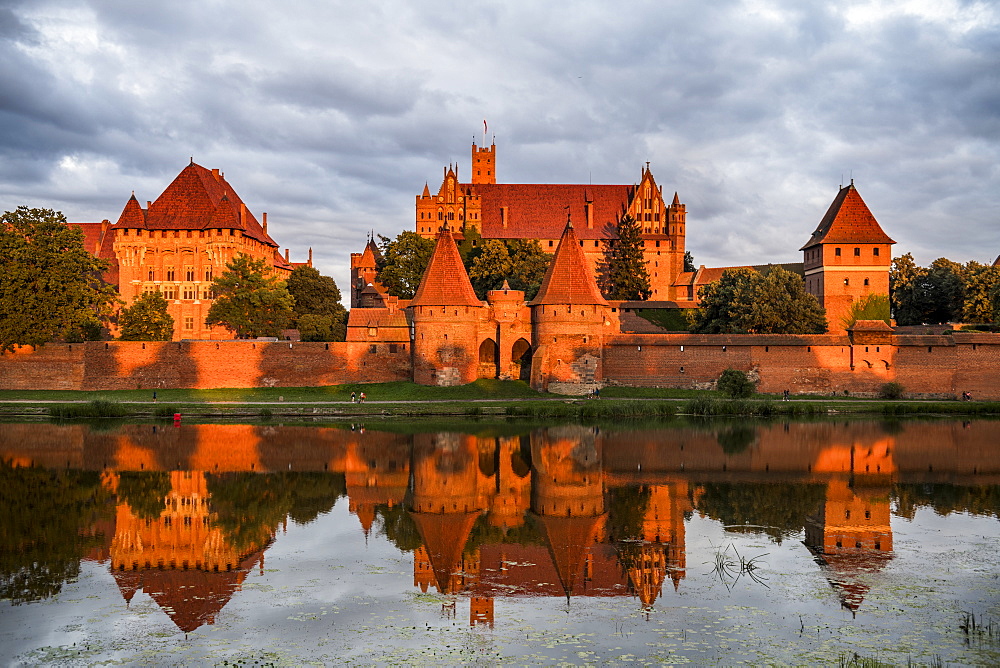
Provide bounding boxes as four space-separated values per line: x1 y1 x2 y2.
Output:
229 229 234 236
184 317 194 331
204 268 212 281
182 287 195 300
835 248 841 256
654 213 660 222
854 247 861 256
873 248 880 257
166 269 175 281
389 343 398 353
148 269 155 281
369 344 377 353
202 287 211 299
448 212 454 220
185 268 194 281
844 278 849 286
163 287 176 300
655 240 660 247
438 211 443 220
548 240 554 247
579 240 584 247
864 278 870 286
594 240 598 247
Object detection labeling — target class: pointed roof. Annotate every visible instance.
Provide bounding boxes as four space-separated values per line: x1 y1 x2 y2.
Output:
536 513 604 599
529 222 609 306
409 229 482 307
801 183 895 250
115 162 277 248
409 510 481 594
116 194 146 228
421 183 431 198
359 238 382 267
672 192 680 206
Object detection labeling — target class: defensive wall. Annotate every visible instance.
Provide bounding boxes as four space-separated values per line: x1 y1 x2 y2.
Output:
602 331 1000 398
2 331 999 398
0 340 411 391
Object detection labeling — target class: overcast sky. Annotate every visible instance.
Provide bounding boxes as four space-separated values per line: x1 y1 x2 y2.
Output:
2 0 997 293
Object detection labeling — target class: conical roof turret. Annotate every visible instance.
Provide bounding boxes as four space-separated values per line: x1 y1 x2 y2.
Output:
409 228 482 307
529 221 609 306
115 193 146 228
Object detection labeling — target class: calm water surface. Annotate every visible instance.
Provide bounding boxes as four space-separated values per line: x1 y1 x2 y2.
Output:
1 418 999 665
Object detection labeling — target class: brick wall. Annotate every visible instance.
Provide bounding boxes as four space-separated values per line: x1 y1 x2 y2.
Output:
0 341 411 391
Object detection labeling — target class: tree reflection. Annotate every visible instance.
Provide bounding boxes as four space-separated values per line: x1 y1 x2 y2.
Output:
696 482 826 543
116 471 171 520
0 462 112 604
894 484 1000 520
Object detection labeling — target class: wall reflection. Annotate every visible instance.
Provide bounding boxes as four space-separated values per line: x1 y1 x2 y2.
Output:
2 419 1000 631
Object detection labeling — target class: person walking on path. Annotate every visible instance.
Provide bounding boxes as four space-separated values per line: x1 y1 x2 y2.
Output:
360 392 366 403
351 392 356 403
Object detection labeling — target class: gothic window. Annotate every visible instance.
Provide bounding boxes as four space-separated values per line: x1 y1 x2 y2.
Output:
166 268 175 281
438 210 443 220
148 269 155 281
183 287 195 300
205 268 212 281
185 267 195 281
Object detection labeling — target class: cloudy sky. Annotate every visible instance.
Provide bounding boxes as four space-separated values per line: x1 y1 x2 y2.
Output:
2 0 997 292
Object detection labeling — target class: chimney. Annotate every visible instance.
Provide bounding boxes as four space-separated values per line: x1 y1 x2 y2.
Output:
285 248 290 263
212 168 220 181
146 201 151 209
262 212 268 234
308 247 313 267
240 202 246 226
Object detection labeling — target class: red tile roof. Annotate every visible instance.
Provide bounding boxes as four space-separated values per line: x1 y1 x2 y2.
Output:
530 223 609 306
67 221 119 285
468 183 633 240
409 229 482 307
114 162 278 248
801 183 895 249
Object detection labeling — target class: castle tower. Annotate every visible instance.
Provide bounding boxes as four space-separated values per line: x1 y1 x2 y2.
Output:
485 281 531 381
349 238 384 309
471 142 496 185
801 182 895 332
409 227 485 386
529 219 610 393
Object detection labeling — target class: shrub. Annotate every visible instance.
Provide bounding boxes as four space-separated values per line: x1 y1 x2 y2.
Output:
878 382 904 400
717 368 756 398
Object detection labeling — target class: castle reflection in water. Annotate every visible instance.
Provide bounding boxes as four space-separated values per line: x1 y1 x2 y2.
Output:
2 420 998 633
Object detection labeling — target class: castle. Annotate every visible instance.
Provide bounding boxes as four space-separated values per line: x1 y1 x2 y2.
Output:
4 139 991 397
69 161 309 341
344 141 898 392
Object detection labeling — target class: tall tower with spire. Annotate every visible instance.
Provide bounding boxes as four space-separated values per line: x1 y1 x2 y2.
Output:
528 218 610 393
409 227 485 386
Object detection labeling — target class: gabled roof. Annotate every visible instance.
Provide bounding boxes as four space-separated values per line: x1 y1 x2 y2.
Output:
409 511 481 594
114 162 277 248
801 183 895 250
469 183 633 240
530 222 610 306
409 228 482 307
359 239 382 267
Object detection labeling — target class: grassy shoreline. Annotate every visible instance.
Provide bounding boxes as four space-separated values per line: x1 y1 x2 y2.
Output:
0 379 997 420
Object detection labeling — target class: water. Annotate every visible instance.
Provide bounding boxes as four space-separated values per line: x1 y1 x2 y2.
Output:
1 418 999 665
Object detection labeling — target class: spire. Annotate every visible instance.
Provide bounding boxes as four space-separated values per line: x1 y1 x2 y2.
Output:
801 184 895 250
409 228 482 307
529 222 609 306
672 191 680 206
501 279 511 290
422 182 431 198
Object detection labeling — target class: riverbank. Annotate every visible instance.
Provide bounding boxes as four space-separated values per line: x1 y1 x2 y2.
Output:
1 380 998 420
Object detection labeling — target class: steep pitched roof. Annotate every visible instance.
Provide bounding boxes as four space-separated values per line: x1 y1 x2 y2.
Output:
469 183 633 240
409 228 482 307
409 511 481 594
530 222 610 306
359 239 382 267
114 162 278 248
801 183 895 250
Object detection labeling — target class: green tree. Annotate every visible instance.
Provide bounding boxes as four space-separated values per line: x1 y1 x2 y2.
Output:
118 291 174 341
841 294 891 330
691 267 826 334
683 250 696 273
960 261 1000 323
468 238 549 300
890 253 926 325
0 207 118 352
603 215 651 300
717 368 756 398
376 231 436 299
206 254 295 338
924 258 964 324
285 265 347 341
